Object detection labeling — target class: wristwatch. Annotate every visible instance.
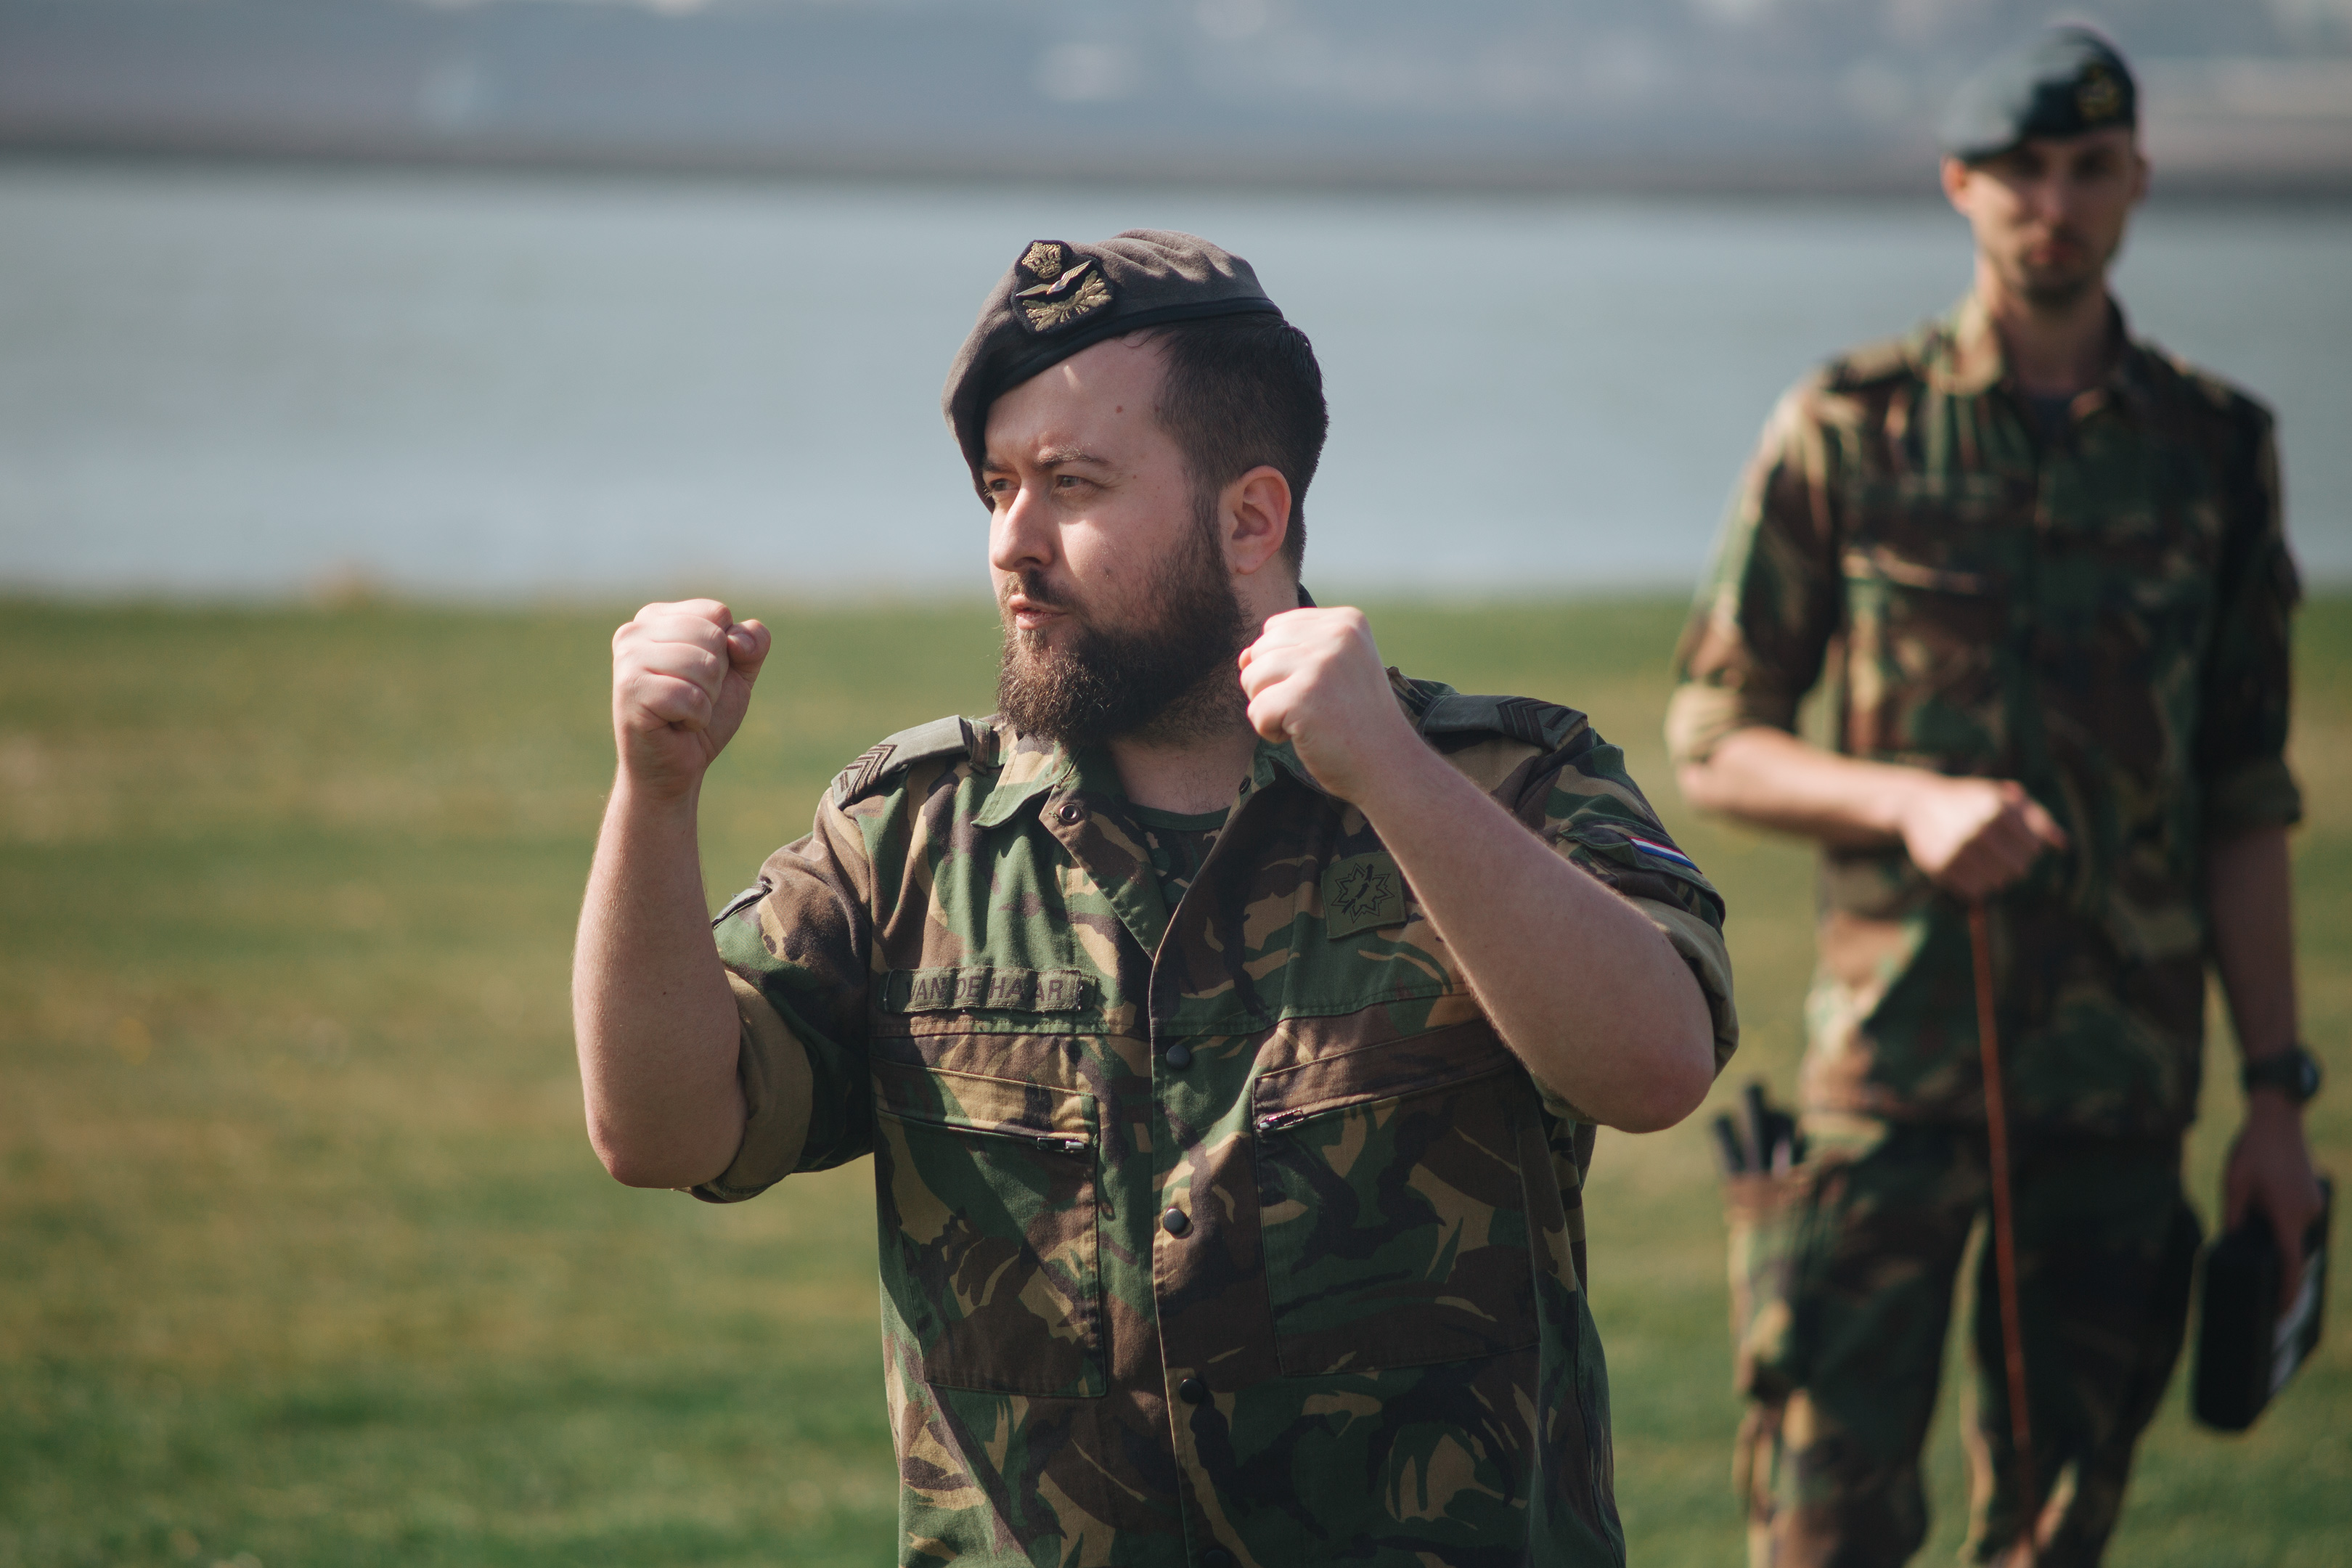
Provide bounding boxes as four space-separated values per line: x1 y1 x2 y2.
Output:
2242 1043 2323 1105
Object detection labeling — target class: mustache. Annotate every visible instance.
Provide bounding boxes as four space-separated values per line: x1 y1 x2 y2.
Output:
1001 570 1069 613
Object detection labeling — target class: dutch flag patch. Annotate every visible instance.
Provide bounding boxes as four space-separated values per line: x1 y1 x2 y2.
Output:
1623 834 1699 871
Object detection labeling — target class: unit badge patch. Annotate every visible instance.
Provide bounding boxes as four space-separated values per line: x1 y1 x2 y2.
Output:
1013 240 1114 335
1323 852 1408 939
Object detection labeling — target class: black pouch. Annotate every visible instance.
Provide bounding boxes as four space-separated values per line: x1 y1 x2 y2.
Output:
2192 1176 2332 1432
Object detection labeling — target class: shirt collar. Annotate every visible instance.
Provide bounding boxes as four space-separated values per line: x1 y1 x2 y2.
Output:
972 726 1074 828
976 669 1431 827
1931 291 2154 417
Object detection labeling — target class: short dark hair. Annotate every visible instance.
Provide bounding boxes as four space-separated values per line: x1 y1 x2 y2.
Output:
1145 314 1328 572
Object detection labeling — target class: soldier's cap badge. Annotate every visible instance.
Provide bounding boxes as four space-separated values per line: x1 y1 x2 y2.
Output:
2076 62 2123 124
1012 240 1116 335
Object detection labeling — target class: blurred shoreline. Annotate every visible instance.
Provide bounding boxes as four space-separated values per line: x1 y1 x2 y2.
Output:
4 160 2346 602
12 144 2352 206
7 0 2351 201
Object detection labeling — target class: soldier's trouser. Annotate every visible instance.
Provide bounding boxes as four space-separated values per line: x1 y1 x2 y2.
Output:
1736 1117 2200 1568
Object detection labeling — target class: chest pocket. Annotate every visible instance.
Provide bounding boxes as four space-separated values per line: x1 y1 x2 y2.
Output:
874 1063 1103 1398
1840 539 2010 761
1251 1021 1547 1375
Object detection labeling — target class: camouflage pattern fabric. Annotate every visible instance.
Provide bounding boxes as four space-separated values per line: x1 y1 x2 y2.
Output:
1667 294 2302 1138
1734 1116 2199 1567
698 671 1737 1567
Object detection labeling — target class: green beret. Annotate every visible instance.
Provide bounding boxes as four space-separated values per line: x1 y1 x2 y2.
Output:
941 229 1283 500
1940 25 2137 163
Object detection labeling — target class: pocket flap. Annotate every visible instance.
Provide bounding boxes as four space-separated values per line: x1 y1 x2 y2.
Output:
1252 1021 1520 1130
877 1061 1095 1141
1841 544 1996 596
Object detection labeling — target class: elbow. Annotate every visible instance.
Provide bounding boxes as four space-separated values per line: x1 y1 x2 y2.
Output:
597 1152 683 1191
1604 966 1721 1132
587 1117 708 1191
589 1133 667 1190
1606 1034 1718 1133
1609 935 1725 1132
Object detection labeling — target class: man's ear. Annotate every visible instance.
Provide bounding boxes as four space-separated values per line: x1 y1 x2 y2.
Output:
1939 155 1975 216
1221 465 1293 579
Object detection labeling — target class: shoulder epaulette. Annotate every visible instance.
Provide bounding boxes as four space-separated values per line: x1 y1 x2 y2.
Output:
830 714 975 806
2141 343 2273 428
1820 332 1916 393
1416 693 1588 752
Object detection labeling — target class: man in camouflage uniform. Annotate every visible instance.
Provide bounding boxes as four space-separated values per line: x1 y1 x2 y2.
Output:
575 230 1736 1565
1667 28 2327 1568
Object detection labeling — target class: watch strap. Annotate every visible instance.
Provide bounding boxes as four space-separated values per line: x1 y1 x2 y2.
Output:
2242 1044 2322 1104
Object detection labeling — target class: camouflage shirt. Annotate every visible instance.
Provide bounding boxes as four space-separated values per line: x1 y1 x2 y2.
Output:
1667 295 2301 1136
699 674 1736 1567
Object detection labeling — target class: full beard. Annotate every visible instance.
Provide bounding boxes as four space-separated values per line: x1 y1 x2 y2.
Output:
995 501 1249 749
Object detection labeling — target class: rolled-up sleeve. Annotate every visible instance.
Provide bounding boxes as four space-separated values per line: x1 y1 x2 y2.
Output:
690 801 878 1203
1666 381 1845 769
2197 409 2303 838
1526 731 1741 1091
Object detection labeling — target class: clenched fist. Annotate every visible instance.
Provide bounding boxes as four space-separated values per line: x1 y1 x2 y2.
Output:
1895 775 2068 900
610 599 770 798
1237 607 1416 803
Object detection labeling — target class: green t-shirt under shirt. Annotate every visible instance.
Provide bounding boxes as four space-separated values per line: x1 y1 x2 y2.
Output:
1129 803 1229 912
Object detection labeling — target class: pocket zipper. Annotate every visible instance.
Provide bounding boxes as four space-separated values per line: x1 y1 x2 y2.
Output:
1255 1110 1307 1135
912 1116 1091 1156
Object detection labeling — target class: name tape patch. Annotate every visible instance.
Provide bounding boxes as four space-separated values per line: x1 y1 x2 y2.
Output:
886 966 1090 1015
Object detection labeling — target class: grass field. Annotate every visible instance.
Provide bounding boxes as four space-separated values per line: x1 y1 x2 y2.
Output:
3 595 2346 1567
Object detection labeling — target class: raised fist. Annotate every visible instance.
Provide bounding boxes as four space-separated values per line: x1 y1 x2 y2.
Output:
609 599 770 797
1237 606 1413 803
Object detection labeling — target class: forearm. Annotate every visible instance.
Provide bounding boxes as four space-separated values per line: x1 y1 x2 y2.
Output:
572 772 747 1188
2206 824 2298 1064
1677 724 1919 847
2208 822 2324 1294
1354 745 1717 1132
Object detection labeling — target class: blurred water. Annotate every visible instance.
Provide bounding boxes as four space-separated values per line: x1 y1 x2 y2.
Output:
1 160 2345 599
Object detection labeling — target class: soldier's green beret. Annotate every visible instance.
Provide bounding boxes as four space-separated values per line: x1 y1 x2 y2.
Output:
942 229 1284 498
1940 25 2137 163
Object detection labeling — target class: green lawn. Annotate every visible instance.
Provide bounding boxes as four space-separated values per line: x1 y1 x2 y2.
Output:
3 596 2345 1566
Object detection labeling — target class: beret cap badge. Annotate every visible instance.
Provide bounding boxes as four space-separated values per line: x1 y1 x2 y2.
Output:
1013 240 1115 335
2076 62 2123 123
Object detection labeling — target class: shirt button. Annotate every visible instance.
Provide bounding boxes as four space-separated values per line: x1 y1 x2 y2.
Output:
1161 1206 1191 1237
1164 1043 1193 1071
1201 1550 1235 1567
1178 1376 1207 1404
1057 802 1084 825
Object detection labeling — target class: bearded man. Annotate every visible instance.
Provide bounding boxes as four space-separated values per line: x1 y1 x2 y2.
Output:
573 230 1736 1565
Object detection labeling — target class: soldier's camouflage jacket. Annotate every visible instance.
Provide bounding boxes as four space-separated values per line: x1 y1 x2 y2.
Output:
699 672 1737 1567
1667 294 2301 1136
